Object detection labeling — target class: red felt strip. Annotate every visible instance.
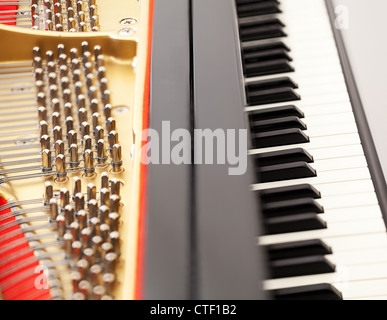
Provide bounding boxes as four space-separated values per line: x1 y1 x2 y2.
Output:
0 197 52 300
134 0 154 301
0 1 18 26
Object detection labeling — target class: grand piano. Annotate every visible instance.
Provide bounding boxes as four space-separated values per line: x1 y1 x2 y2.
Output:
0 0 386 300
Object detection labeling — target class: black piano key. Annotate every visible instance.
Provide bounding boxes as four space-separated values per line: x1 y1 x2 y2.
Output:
265 213 327 235
239 18 286 42
258 161 317 183
253 148 314 167
237 1 281 18
243 41 291 59
251 116 307 133
244 58 294 77
270 255 336 279
251 128 310 148
247 87 300 105
259 184 321 202
246 77 300 105
262 198 324 217
247 77 298 90
248 105 304 121
267 239 333 261
272 283 343 300
243 46 292 63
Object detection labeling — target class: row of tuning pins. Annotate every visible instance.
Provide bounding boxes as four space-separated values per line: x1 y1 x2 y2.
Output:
32 42 123 182
31 0 99 32
44 173 122 300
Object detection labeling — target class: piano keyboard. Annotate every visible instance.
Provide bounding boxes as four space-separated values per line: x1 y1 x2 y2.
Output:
239 0 387 299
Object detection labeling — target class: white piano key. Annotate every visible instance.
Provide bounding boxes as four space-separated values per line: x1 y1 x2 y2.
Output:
305 112 355 126
329 247 387 266
322 205 382 223
265 262 387 299
250 133 362 155
307 122 358 138
311 145 365 161
252 167 372 191
259 218 386 246
319 192 379 210
317 180 375 197
313 155 367 172
325 233 387 252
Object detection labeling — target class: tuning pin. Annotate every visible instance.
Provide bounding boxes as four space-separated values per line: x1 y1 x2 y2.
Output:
90 264 106 288
52 111 61 129
97 139 107 164
56 154 67 183
76 209 87 231
33 46 41 58
40 120 48 137
68 130 77 147
109 212 120 232
110 179 121 196
50 198 59 221
72 177 82 199
72 240 82 262
37 92 46 107
66 116 74 135
100 224 110 242
64 232 73 258
100 188 110 207
99 205 109 224
70 222 80 242
83 135 92 152
60 188 70 209
97 66 106 81
106 118 116 133
104 252 118 273
40 134 50 152
76 259 89 279
38 106 47 122
46 50 54 63
53 126 63 143
64 204 75 227
83 149 95 177
100 78 108 93
42 149 52 173
44 181 54 205
64 103 73 118
111 144 123 173
81 227 92 249
52 98 61 113
90 217 100 237
101 172 109 189
75 193 85 212
104 104 112 120
56 214 65 238
70 48 78 61
55 140 65 158
108 131 118 151
94 126 104 142
87 184 96 202
61 76 70 91
81 122 91 139
69 144 80 168
88 199 98 219
92 236 103 261
83 248 95 266
109 195 121 213
110 231 121 255
102 273 115 296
